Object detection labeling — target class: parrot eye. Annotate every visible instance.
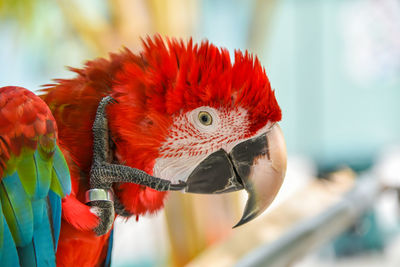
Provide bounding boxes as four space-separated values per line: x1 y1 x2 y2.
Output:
198 111 213 126
190 106 219 132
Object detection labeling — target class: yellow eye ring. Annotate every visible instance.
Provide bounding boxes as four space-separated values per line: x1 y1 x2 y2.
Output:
198 111 213 126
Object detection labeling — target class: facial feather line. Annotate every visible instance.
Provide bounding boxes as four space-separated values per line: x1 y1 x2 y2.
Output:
154 106 251 183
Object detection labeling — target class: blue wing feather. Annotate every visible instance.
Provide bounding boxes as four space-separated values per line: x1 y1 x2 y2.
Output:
0 172 34 247
0 145 71 267
32 204 56 266
17 241 37 267
17 201 54 267
31 199 45 234
48 190 61 249
0 203 3 252
0 216 20 266
0 202 20 266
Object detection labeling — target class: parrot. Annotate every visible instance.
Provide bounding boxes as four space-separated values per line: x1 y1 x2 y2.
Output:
0 35 287 266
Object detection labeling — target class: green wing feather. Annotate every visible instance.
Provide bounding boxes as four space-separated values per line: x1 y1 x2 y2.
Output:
16 153 37 198
33 149 53 199
50 146 71 197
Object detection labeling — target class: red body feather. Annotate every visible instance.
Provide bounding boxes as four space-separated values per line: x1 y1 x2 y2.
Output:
41 36 281 266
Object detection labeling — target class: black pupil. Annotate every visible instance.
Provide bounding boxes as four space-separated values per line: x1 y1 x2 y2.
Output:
201 115 209 123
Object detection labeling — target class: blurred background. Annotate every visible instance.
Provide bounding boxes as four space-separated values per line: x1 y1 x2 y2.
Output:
1 0 400 266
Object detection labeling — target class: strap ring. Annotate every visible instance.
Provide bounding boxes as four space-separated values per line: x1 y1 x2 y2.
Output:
85 188 114 203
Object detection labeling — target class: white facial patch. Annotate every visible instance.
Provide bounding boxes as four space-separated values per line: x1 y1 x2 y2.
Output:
153 106 250 183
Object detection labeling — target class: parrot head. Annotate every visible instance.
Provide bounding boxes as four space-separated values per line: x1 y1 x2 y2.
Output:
107 36 287 226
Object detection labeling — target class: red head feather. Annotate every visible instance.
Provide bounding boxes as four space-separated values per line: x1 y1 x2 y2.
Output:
113 36 281 129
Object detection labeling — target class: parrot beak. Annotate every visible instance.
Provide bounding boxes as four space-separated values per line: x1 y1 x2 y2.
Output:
185 123 287 227
231 124 287 227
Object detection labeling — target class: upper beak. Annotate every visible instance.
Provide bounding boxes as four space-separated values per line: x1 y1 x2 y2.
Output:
183 123 287 227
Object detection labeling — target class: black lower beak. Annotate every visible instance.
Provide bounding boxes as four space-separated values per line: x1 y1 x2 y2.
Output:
185 149 244 193
184 124 287 227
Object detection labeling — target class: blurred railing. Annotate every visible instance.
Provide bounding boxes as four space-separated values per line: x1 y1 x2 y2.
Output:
235 174 383 267
187 170 391 267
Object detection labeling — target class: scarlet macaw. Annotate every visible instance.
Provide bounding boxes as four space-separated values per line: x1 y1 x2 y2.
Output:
0 36 287 266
